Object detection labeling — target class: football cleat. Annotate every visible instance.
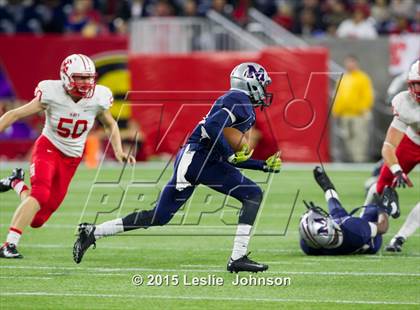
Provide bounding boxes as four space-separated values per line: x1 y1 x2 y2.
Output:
313 166 335 192
73 223 96 264
0 168 25 193
0 243 23 259
385 236 405 252
227 253 268 273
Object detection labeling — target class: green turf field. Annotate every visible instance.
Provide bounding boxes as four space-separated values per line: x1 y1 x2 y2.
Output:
0 164 419 309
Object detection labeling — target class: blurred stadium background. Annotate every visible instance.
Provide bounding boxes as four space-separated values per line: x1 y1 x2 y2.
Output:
0 0 419 165
1 1 420 309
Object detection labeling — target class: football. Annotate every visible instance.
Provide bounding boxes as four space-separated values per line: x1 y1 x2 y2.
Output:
223 127 249 152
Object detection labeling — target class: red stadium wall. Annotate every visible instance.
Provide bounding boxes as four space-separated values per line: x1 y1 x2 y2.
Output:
0 35 128 100
0 35 329 162
128 48 330 162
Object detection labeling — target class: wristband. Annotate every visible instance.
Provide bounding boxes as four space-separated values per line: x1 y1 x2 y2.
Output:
227 153 235 163
390 164 402 174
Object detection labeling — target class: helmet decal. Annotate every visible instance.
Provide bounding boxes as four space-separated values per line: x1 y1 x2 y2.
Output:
245 65 266 82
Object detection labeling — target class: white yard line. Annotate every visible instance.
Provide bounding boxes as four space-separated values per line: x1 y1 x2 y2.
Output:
2 265 420 277
0 291 418 306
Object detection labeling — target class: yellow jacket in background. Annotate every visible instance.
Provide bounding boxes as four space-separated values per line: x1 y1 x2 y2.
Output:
333 69 374 117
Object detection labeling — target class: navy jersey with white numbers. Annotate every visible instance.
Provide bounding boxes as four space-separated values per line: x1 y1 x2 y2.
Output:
187 90 256 160
301 202 382 255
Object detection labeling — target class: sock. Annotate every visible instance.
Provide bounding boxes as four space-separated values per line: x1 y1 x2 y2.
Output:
324 189 339 202
94 218 124 240
6 227 22 246
396 203 420 240
231 224 252 260
364 182 377 206
11 179 29 196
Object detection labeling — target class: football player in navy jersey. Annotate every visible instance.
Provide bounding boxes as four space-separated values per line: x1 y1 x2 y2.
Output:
299 167 400 255
73 63 281 272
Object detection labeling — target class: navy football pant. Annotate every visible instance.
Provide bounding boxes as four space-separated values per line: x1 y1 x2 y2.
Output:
122 146 263 230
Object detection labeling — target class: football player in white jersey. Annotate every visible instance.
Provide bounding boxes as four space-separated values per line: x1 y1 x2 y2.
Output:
364 60 420 251
0 54 135 258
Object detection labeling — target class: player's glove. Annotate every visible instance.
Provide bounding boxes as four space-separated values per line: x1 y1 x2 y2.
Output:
227 144 254 164
390 165 413 188
263 151 282 173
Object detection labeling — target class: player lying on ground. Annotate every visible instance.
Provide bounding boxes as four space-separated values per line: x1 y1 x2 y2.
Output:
365 60 419 205
0 54 135 259
299 167 400 255
386 202 420 252
73 62 281 273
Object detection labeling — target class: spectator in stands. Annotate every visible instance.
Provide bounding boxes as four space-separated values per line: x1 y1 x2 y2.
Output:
412 6 420 33
65 0 108 37
253 0 277 18
273 2 294 31
293 0 325 32
211 0 233 19
182 0 198 17
35 0 68 33
387 14 415 34
0 0 43 34
371 0 391 34
232 0 251 26
152 0 176 17
292 8 324 37
390 0 416 19
113 0 150 34
323 0 349 36
336 6 378 39
333 55 374 163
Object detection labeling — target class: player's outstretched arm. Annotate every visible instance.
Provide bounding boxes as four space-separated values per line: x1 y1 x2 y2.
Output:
0 98 45 133
382 125 412 188
382 125 404 169
96 110 135 164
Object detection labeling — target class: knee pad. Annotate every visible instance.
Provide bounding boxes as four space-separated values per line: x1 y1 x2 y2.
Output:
30 186 51 207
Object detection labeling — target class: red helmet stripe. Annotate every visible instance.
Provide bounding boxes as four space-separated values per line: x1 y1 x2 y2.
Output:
78 54 87 70
82 54 92 71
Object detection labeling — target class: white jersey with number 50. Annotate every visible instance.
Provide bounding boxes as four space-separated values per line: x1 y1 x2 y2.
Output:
35 80 113 157
391 90 420 145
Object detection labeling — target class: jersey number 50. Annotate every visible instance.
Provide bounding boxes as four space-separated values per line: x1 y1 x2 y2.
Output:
57 118 88 139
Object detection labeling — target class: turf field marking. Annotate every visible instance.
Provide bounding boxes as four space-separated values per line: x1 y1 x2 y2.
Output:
2 243 420 257
0 291 418 306
2 265 420 277
0 276 52 280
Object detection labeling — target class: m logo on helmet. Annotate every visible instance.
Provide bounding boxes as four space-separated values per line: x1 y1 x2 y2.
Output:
245 65 266 82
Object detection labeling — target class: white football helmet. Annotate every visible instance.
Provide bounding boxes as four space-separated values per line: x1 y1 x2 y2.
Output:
407 59 420 103
299 203 343 249
230 62 273 108
60 54 96 98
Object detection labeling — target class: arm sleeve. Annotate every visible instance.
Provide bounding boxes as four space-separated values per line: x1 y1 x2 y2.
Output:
231 159 265 171
202 109 235 160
